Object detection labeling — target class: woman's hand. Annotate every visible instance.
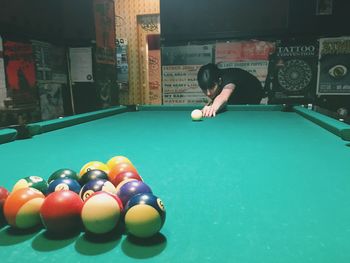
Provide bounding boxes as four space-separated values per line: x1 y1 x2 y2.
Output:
202 105 216 117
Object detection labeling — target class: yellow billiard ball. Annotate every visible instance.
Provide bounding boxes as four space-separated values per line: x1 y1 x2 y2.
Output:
191 109 203 121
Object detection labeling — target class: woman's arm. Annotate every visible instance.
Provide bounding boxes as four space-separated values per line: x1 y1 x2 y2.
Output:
202 84 235 117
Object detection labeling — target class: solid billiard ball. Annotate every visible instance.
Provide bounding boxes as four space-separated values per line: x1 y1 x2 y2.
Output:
79 179 117 201
124 193 166 238
106 155 132 170
12 176 48 195
0 187 10 223
191 109 203 121
48 168 78 184
79 161 110 178
108 162 138 182
111 170 143 187
79 169 109 186
40 190 83 235
4 187 45 229
81 191 123 234
117 180 152 206
47 178 81 194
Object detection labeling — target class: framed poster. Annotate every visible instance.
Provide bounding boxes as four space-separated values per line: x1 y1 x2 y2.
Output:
69 47 93 82
317 37 350 95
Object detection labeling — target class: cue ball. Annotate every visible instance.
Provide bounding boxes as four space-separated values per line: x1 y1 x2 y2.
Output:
124 193 166 238
191 109 203 121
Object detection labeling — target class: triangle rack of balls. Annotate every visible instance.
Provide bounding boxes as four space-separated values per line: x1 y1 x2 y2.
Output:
0 155 166 239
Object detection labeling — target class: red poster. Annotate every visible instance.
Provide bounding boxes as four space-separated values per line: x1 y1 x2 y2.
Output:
4 41 36 90
216 41 275 62
93 0 116 65
3 41 37 105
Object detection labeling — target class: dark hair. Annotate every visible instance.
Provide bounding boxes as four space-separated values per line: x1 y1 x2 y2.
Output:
197 63 220 91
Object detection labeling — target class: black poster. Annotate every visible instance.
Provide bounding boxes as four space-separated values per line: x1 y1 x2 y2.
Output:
266 39 319 103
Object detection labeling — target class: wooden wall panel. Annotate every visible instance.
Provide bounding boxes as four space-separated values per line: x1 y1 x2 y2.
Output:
115 0 159 105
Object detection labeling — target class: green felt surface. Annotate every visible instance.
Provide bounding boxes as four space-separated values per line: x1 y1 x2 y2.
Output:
1 106 350 262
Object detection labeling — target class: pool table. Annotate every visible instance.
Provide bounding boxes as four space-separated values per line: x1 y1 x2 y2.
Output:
0 104 350 263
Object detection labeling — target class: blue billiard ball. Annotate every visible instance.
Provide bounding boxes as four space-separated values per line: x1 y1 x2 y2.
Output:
47 178 81 194
124 193 166 238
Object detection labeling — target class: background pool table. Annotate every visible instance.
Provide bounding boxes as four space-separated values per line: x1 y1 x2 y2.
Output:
0 105 350 263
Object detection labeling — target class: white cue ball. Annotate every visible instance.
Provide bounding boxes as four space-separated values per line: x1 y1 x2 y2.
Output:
191 109 203 121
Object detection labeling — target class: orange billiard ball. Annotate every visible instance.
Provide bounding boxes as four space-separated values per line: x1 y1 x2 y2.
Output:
4 187 45 229
108 162 138 182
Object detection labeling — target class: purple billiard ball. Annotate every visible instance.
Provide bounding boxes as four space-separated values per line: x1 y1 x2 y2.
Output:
117 181 152 206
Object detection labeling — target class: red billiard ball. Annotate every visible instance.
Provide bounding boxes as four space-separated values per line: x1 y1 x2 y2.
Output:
81 192 123 234
4 188 45 229
40 190 83 235
124 193 166 238
0 187 10 224
117 180 152 207
108 162 138 182
111 170 143 187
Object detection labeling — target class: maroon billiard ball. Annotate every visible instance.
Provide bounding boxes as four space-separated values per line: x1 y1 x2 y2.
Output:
0 186 10 224
40 190 83 235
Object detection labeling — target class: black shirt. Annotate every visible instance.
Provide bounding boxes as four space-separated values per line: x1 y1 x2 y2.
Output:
219 68 264 104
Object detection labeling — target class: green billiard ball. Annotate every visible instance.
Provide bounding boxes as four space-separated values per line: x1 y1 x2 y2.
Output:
48 168 79 184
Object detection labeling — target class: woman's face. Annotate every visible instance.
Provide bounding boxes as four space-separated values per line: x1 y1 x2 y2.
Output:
205 83 220 99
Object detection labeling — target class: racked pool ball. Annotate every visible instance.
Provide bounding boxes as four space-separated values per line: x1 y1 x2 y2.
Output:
40 190 83 235
47 178 81 194
108 162 138 182
48 168 78 184
111 170 143 187
79 179 117 201
124 193 166 238
4 187 45 229
12 176 48 195
0 186 10 224
81 191 123 234
191 109 203 121
106 155 132 170
79 169 109 186
117 180 152 206
79 161 110 178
